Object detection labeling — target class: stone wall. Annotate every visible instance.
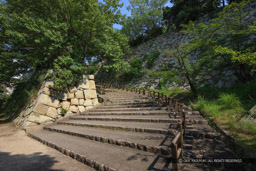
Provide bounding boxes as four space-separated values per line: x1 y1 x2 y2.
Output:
123 2 256 90
14 75 99 127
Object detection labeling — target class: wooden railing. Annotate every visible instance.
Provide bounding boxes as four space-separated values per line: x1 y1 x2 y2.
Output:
171 124 184 171
98 83 185 171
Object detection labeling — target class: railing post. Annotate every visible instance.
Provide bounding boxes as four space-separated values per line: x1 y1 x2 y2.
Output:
171 143 179 171
178 124 184 159
175 100 179 111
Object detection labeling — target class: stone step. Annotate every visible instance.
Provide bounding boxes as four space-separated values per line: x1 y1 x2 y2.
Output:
104 102 155 106
82 111 168 116
105 100 154 103
102 97 150 100
28 130 171 171
57 120 178 135
185 129 221 139
70 115 181 123
44 125 175 155
96 104 160 109
90 107 168 112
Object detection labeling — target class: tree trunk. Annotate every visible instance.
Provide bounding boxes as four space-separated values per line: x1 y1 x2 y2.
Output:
184 72 197 95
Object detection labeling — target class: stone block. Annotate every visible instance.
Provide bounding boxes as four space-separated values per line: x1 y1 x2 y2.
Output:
92 98 99 106
37 94 60 108
86 106 93 110
79 99 85 105
78 106 86 113
14 116 23 126
51 91 68 101
24 107 33 117
71 98 79 105
69 87 77 93
44 80 54 88
27 112 52 123
33 102 49 115
57 108 62 115
20 110 26 117
61 101 70 110
78 80 90 89
70 106 78 113
75 90 84 99
22 120 38 127
84 90 97 99
41 87 51 95
89 75 94 80
84 99 93 107
68 93 75 99
47 107 58 118
89 80 96 89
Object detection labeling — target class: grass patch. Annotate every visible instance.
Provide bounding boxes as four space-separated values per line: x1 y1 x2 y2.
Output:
191 81 256 158
152 80 256 159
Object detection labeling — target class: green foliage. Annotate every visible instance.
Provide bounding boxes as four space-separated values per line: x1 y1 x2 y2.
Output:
122 0 168 46
60 108 68 117
0 0 129 90
0 71 46 122
144 51 160 68
50 55 84 90
87 64 99 75
163 0 221 29
182 0 255 83
122 57 143 81
218 93 241 109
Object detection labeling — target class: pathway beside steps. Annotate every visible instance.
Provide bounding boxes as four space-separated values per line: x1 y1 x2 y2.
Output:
28 86 243 171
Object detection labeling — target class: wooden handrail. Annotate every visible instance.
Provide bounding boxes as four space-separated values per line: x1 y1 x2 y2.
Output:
97 83 186 171
171 124 184 171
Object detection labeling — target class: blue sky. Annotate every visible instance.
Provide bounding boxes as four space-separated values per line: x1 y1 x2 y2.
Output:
108 0 173 29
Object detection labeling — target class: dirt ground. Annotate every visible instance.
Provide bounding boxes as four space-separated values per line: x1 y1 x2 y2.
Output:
0 123 94 171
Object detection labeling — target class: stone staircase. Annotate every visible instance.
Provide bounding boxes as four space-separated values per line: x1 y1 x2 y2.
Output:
27 85 242 171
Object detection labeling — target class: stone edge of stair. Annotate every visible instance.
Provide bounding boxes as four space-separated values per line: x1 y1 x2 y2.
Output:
57 122 177 135
43 126 172 155
69 117 180 123
28 132 117 171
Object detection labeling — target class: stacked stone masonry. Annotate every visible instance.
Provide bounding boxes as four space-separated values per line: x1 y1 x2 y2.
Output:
14 75 99 127
123 2 256 89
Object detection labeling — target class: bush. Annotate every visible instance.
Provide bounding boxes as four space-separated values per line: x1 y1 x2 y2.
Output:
144 51 160 68
122 57 143 81
218 93 241 109
87 64 99 75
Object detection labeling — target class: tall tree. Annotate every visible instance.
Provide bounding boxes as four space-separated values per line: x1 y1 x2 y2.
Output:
122 0 168 45
163 0 221 29
0 0 129 90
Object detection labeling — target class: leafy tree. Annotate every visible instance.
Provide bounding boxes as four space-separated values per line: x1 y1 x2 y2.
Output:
122 0 168 45
163 0 255 94
164 42 198 95
163 0 221 29
0 0 129 90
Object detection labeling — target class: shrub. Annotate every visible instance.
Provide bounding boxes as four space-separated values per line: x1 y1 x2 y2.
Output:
145 51 160 68
218 93 241 109
122 57 143 81
60 108 68 117
87 64 99 75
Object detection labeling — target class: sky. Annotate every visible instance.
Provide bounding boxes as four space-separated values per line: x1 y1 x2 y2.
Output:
109 0 173 30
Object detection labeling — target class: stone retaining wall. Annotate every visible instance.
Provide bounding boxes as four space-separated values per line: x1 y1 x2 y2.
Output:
14 75 99 127
123 2 256 90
